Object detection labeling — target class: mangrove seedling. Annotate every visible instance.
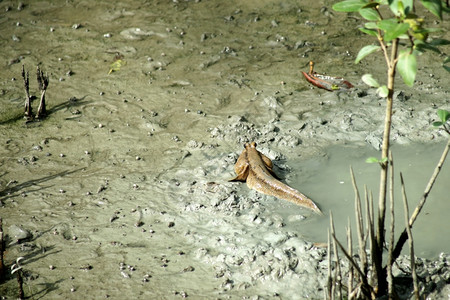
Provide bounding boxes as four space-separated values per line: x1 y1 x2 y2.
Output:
329 0 449 298
433 109 450 134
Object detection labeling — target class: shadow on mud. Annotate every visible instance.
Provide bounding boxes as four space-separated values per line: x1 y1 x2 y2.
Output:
0 168 83 203
0 96 89 126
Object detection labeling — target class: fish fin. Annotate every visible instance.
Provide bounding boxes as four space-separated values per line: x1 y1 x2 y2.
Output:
260 152 273 170
229 165 249 182
234 148 248 175
258 151 283 180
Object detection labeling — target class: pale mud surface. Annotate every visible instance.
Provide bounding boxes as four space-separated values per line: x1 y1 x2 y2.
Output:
0 0 449 299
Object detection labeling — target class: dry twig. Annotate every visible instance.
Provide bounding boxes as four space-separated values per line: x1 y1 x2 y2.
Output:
36 66 49 119
400 173 420 299
0 218 4 281
330 212 342 299
21 65 32 120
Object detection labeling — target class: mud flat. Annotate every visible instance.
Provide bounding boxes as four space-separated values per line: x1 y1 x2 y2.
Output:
0 0 449 299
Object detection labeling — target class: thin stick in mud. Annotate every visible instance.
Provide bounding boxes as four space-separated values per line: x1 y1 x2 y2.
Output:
36 66 49 119
400 173 420 299
22 65 32 120
0 218 4 281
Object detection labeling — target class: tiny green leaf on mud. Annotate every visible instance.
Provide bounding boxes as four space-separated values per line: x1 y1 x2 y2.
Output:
108 58 126 75
444 57 450 73
397 50 417 87
432 109 450 134
437 109 450 123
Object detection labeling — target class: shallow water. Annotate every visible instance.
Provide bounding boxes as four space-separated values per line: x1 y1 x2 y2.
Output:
284 142 450 259
0 0 449 298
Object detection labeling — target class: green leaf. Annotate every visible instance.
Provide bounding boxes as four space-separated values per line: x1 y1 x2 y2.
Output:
359 27 378 36
355 45 381 64
397 50 417 87
402 0 414 14
362 2 380 8
429 38 450 46
437 109 450 122
332 0 366 12
414 40 441 54
421 0 442 20
378 19 410 42
376 85 389 97
388 0 413 16
366 157 380 163
365 22 379 29
359 7 380 20
362 73 380 87
421 27 443 34
366 157 388 164
388 0 400 16
433 121 444 127
444 57 450 73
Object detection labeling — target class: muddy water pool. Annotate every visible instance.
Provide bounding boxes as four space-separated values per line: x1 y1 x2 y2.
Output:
283 142 450 259
0 0 449 298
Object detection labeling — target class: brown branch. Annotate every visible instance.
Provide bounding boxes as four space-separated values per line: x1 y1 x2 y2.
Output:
387 151 395 299
376 37 399 296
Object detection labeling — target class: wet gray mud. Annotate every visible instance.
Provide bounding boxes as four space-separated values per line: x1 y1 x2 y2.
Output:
1 0 449 299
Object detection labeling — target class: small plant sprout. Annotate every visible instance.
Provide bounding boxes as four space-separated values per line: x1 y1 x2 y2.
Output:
433 109 450 134
366 156 389 166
